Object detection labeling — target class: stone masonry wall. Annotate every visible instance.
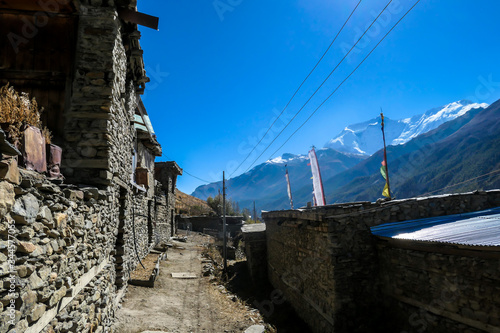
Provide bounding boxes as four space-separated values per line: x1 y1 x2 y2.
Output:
0 170 120 333
154 191 172 244
63 6 119 185
263 190 500 333
0 2 174 332
242 225 267 286
376 242 500 333
0 167 171 333
63 5 136 188
154 162 183 239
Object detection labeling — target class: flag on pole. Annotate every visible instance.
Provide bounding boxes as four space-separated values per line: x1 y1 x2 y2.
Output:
308 146 326 206
380 160 390 198
380 111 392 199
285 164 294 209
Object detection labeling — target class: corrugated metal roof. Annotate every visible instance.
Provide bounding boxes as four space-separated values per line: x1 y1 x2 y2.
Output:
370 207 500 246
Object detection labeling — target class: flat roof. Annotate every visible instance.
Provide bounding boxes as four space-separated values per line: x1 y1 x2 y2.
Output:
370 206 500 247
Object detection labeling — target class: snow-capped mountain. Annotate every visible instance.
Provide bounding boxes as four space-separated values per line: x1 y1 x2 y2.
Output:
191 148 366 209
325 100 489 155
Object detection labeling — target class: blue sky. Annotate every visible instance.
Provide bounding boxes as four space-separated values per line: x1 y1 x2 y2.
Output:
137 0 500 194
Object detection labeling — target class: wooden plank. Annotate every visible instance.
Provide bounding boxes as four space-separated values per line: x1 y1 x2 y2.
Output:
171 272 197 279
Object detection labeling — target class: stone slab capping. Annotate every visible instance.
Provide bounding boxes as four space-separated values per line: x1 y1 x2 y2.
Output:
0 1 179 333
262 190 500 333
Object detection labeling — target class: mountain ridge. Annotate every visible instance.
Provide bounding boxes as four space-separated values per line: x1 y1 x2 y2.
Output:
324 100 488 155
191 99 494 213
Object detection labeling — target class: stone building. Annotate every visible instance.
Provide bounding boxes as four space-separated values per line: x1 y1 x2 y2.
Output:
0 1 181 332
260 191 500 333
155 161 183 241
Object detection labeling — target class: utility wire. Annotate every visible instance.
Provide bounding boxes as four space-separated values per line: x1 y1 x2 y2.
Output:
183 170 212 184
229 0 364 177
244 0 397 173
267 0 421 160
163 154 213 184
417 169 500 197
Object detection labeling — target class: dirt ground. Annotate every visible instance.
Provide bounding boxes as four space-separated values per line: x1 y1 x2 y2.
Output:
111 233 265 333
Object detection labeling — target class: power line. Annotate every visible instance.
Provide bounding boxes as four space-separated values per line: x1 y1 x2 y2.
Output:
229 0 364 177
163 155 213 184
417 169 500 197
243 0 398 173
267 0 421 160
182 170 213 184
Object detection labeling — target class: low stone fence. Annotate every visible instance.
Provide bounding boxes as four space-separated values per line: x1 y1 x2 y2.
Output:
177 215 243 237
376 240 500 333
241 224 267 286
263 190 500 333
0 169 171 333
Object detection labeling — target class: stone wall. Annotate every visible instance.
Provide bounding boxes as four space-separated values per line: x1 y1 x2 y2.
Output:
242 224 267 286
376 241 500 333
62 4 140 189
177 215 244 237
0 4 176 332
154 162 183 239
0 1 179 332
154 191 172 244
263 190 500 333
0 165 173 333
63 5 121 186
0 171 119 333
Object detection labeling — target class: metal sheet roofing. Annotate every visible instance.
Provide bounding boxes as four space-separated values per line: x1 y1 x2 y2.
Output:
370 206 500 247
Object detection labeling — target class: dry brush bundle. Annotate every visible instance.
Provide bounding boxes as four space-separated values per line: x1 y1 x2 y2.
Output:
0 83 52 144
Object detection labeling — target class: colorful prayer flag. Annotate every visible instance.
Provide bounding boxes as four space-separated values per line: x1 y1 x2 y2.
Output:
380 111 392 199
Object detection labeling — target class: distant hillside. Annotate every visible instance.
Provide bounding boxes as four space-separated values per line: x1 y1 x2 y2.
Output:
321 99 500 202
325 100 487 155
192 148 366 213
176 190 215 216
191 99 497 213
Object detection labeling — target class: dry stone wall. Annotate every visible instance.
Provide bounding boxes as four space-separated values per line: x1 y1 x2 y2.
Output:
0 170 119 333
0 2 177 332
154 191 173 244
376 242 500 333
0 167 173 333
263 190 500 333
63 5 135 187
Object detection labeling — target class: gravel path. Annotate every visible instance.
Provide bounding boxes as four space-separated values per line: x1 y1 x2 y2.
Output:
112 234 262 333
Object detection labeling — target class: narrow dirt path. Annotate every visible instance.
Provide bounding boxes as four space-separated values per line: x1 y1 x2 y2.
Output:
112 234 263 333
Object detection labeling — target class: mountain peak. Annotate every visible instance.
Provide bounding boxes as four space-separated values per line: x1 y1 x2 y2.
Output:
267 153 307 165
325 100 489 156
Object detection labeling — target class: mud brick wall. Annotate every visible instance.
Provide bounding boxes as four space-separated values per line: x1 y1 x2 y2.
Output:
263 190 500 333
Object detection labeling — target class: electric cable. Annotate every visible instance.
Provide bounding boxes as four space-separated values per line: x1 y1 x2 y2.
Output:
417 169 500 198
243 0 398 173
162 154 213 184
229 0 364 177
267 0 422 161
